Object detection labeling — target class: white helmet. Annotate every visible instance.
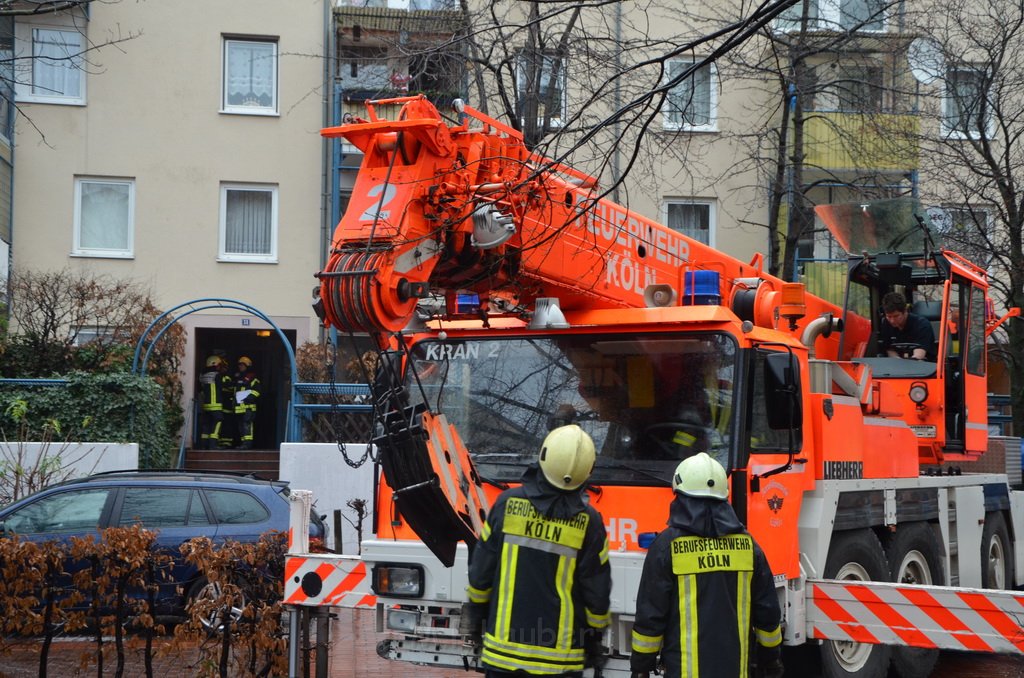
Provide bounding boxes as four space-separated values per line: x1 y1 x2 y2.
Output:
539 424 596 491
672 452 728 500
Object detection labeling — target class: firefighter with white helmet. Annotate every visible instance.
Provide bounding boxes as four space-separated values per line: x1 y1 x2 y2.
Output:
465 424 612 676
630 452 783 678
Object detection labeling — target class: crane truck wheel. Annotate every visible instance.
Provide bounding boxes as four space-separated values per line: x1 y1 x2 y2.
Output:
820 529 891 678
884 522 944 678
981 511 1013 590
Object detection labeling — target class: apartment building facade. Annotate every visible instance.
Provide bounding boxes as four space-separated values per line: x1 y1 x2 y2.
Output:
6 0 998 447
9 1 332 448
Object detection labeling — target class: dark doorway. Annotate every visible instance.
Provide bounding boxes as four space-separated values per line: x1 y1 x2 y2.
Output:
195 328 297 450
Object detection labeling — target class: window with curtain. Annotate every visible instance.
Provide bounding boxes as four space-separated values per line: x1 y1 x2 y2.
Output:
944 67 989 137
17 27 84 104
665 200 713 245
73 178 134 257
664 59 717 131
220 184 277 261
223 38 277 113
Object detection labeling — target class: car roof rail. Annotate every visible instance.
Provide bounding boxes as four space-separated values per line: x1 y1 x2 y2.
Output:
85 468 286 485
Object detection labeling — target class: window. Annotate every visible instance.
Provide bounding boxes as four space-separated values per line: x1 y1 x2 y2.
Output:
516 51 566 126
73 178 134 258
776 0 886 32
776 0 819 32
339 45 389 90
15 26 85 104
2 488 111 534
966 286 986 376
0 16 14 139
219 183 278 262
664 200 714 246
838 0 886 31
205 490 270 525
813 63 884 113
119 488 196 528
943 67 990 138
223 38 277 114
664 58 717 131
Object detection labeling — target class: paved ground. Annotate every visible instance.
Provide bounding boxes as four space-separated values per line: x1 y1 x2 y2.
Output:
1 609 1022 676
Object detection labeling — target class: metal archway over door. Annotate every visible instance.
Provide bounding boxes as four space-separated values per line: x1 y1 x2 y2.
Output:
132 298 300 447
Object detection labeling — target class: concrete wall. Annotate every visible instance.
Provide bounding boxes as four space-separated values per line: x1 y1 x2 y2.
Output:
279 443 376 555
0 442 139 503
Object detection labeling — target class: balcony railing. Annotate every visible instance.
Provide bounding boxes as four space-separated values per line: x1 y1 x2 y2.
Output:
803 111 920 172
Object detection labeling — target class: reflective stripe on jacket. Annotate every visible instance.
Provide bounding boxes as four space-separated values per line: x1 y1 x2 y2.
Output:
200 370 231 412
630 501 781 678
467 487 611 675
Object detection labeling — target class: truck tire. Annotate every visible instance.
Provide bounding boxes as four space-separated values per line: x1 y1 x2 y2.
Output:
981 511 1013 590
820 529 891 678
885 522 943 678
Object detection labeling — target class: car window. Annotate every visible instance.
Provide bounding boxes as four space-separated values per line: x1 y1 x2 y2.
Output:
188 492 212 526
2 488 111 534
204 489 270 525
119 488 203 528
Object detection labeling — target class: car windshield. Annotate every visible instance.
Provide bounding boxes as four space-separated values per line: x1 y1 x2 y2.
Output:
405 332 737 485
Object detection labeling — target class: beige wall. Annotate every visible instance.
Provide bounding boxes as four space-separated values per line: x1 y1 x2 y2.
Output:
11 0 329 337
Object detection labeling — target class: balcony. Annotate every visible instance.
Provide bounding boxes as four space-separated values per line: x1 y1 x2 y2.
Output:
803 111 920 172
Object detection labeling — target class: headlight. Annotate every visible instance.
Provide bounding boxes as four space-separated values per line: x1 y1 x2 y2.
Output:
372 564 424 598
909 381 929 404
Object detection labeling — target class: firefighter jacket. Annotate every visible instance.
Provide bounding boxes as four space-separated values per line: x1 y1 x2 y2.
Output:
466 465 612 675
630 494 782 678
199 369 232 412
233 371 261 414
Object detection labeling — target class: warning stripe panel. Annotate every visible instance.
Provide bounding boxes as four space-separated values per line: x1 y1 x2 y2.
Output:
284 555 375 608
807 579 1024 655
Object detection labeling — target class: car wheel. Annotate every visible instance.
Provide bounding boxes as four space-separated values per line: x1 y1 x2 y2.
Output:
186 576 246 634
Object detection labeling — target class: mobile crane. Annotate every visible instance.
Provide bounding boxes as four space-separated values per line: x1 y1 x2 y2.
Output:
285 94 1024 678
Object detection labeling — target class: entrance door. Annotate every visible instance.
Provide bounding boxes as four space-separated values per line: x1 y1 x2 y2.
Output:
195 328 296 450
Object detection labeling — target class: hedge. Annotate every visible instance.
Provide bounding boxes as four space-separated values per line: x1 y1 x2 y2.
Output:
0 372 175 468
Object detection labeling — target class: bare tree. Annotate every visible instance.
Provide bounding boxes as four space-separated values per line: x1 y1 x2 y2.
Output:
892 0 1024 436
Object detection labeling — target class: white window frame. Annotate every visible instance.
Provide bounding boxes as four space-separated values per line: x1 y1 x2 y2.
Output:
219 183 279 263
72 177 134 259
663 58 718 133
14 25 86 105
222 37 278 116
662 199 716 248
515 51 567 129
942 66 992 140
776 0 888 33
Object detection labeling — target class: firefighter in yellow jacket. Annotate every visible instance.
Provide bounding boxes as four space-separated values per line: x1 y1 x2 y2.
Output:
630 453 783 678
232 355 261 449
466 425 612 677
198 355 231 449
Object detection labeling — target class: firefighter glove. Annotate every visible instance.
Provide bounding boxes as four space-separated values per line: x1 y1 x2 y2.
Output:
630 673 650 678
583 628 607 670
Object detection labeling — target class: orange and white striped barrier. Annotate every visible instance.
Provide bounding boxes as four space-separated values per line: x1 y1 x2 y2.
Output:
284 554 377 608
808 579 1024 654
